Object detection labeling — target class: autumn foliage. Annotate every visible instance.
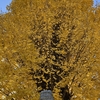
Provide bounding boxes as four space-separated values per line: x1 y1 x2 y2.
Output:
0 0 100 100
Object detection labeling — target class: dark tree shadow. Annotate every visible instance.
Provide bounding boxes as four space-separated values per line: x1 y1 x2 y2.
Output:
60 85 73 100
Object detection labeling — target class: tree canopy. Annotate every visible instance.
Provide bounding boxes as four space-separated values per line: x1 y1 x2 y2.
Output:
0 0 100 100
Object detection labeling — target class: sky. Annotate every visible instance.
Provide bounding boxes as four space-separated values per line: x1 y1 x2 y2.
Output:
0 0 12 13
0 0 100 13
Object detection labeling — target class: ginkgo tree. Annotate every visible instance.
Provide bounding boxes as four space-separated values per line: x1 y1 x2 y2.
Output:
0 8 39 100
0 0 100 100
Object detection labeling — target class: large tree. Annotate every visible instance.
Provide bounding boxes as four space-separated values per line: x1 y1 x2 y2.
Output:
0 0 100 100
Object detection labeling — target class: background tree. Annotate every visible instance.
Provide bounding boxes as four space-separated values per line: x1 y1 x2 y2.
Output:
0 5 39 100
0 0 100 100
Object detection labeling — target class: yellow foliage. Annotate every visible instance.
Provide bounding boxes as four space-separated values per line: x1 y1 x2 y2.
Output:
0 0 100 100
